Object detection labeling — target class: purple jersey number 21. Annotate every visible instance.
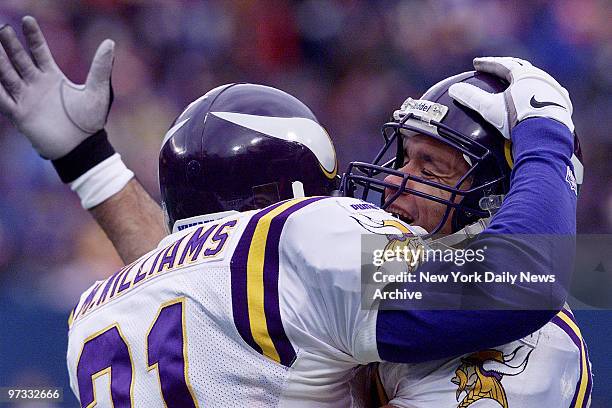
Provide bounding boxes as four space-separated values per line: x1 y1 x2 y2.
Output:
77 298 198 407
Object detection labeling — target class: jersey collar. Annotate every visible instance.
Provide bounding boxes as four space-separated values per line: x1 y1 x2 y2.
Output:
172 211 240 233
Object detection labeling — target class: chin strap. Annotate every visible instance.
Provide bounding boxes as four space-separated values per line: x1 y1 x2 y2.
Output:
427 217 491 249
292 181 305 198
433 193 503 248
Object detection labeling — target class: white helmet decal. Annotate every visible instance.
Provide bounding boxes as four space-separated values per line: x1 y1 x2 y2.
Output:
211 111 337 175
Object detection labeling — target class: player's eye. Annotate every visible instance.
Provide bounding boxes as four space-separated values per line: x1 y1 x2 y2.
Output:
421 169 437 178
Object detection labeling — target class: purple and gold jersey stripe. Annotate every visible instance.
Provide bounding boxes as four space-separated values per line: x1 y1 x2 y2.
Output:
551 308 592 408
230 197 328 367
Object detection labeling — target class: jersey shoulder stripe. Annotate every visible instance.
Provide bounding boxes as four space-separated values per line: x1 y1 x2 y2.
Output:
230 196 329 367
550 308 592 408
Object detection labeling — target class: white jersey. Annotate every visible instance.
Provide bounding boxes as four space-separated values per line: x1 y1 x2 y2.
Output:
379 306 592 408
66 196 419 407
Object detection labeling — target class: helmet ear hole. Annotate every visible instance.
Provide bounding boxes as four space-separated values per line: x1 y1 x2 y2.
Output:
252 182 281 208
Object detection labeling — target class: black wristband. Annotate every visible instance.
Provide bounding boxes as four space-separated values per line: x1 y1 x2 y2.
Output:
52 129 115 183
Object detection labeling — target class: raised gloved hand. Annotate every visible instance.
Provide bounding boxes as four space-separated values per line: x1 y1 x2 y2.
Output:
448 57 574 139
0 16 134 209
0 16 114 159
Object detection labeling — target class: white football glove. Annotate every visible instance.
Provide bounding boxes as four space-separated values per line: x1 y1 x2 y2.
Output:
448 57 574 139
0 16 114 159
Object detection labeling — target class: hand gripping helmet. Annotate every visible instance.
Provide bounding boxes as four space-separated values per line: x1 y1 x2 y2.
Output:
341 71 583 236
159 83 338 230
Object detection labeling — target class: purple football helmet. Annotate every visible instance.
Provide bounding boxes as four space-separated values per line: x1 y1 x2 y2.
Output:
341 71 583 235
159 83 338 230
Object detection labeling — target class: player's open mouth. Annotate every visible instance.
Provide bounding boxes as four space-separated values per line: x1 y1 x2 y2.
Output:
391 208 415 224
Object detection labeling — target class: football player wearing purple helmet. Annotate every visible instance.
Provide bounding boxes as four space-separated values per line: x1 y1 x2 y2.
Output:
342 69 583 237
341 63 590 408
158 83 338 232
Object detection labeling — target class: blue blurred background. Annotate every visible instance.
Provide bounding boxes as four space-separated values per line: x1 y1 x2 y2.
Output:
0 0 610 406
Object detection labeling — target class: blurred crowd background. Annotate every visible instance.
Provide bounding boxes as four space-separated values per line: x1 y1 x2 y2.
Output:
0 0 610 406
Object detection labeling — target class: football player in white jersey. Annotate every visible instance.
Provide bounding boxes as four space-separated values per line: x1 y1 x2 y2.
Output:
341 59 592 407
0 17 585 407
